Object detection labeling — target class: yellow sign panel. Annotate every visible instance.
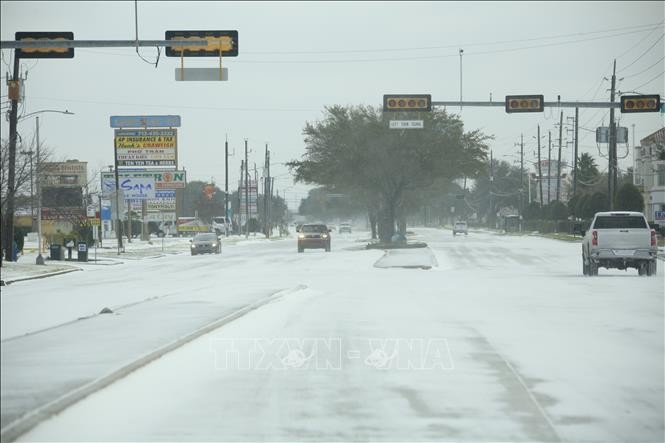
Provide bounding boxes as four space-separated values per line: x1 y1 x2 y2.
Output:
83 218 101 226
20 37 70 53
16 32 74 59
177 225 210 232
115 135 177 149
165 31 238 57
170 36 234 53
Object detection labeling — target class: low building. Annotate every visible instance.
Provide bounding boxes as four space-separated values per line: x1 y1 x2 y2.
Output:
633 128 665 226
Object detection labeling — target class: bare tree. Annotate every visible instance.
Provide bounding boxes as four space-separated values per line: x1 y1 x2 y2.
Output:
1 136 55 222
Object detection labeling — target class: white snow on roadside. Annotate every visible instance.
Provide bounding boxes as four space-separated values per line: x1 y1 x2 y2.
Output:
14 229 663 442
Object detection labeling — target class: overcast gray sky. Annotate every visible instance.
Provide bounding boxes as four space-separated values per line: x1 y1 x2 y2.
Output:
2 1 664 209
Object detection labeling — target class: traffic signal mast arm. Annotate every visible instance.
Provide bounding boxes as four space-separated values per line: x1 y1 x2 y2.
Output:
431 100 621 109
0 39 208 50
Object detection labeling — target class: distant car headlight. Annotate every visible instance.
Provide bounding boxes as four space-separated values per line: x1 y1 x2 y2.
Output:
322 234 328 239
212 243 217 247
191 244 196 248
299 234 305 239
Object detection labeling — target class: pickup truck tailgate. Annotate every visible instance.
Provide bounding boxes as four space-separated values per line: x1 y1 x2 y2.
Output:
596 229 651 250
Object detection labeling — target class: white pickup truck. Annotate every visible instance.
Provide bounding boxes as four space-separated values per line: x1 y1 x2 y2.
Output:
582 211 658 276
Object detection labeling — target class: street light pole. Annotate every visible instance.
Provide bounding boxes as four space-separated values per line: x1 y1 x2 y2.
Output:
35 117 45 264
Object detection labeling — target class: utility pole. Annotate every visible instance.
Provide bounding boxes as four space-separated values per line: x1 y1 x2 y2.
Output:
573 107 579 196
538 125 543 208
556 111 563 202
244 139 249 239
489 149 493 227
238 160 243 235
270 176 275 235
264 143 269 237
608 59 617 210
520 134 524 216
548 130 552 205
224 135 229 236
2 51 20 266
459 48 463 111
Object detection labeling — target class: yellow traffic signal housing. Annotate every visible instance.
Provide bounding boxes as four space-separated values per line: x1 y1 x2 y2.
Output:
383 94 432 112
505 95 544 113
620 95 660 113
165 31 238 57
15 32 74 59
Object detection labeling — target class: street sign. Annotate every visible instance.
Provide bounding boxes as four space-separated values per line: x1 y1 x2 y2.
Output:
15 32 74 58
595 126 628 143
175 67 228 81
165 30 238 57
389 120 424 129
110 115 181 128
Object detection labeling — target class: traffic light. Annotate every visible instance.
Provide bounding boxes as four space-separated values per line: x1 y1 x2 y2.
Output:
505 95 544 113
165 31 238 57
620 95 660 113
15 32 74 59
383 94 432 112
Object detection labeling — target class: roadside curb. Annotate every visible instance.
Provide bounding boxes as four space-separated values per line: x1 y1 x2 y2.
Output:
0 284 307 443
1 268 82 286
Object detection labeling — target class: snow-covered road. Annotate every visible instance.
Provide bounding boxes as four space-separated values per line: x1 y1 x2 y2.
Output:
3 229 663 442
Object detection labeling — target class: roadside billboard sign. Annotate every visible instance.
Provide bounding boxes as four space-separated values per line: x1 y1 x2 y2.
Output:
107 177 156 200
114 129 177 167
127 190 176 211
110 115 181 128
42 161 87 187
101 170 186 197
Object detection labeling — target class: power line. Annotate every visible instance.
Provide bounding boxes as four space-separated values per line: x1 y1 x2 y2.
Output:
246 22 664 54
26 95 322 112
615 22 664 60
629 70 665 92
237 28 665 64
622 56 665 79
72 24 662 65
617 33 665 73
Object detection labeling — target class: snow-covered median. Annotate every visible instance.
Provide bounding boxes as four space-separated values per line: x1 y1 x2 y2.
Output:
374 247 439 269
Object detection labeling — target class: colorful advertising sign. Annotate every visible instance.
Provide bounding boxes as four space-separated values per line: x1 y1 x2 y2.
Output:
101 170 186 197
114 129 177 167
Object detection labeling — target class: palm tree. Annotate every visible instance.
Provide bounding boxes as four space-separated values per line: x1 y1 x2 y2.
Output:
576 153 600 192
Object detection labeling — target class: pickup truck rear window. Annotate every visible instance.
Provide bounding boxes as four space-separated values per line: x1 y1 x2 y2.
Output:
593 215 648 229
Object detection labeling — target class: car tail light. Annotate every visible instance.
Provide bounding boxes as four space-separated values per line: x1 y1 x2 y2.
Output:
592 230 598 246
651 229 657 247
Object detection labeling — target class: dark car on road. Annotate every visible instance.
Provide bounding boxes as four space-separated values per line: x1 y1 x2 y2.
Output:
298 224 331 252
190 232 221 255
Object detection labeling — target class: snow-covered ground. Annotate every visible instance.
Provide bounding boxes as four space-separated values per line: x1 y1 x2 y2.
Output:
2 228 663 442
